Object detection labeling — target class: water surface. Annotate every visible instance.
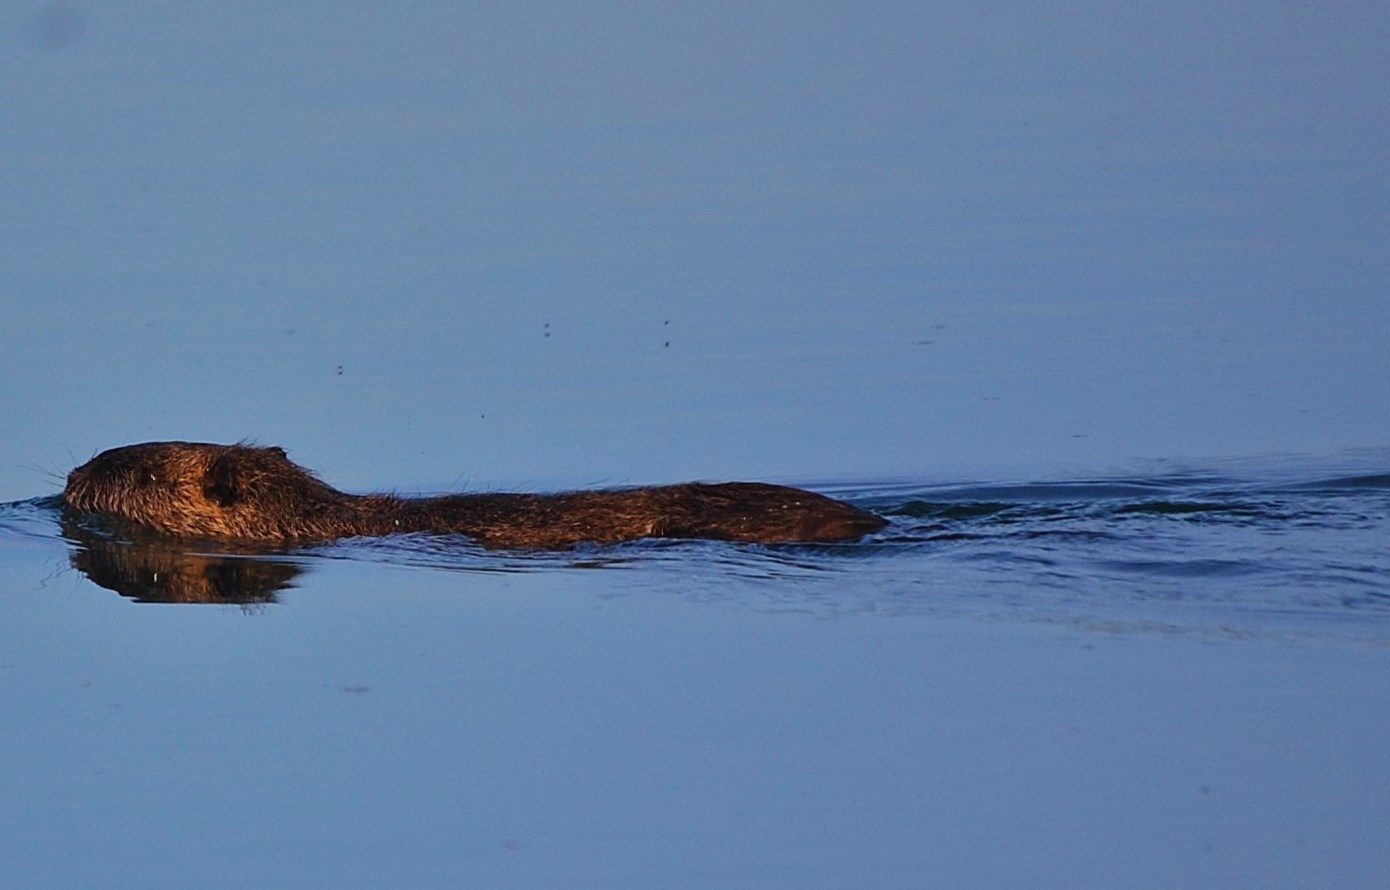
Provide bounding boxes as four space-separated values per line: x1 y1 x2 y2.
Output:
3 457 1390 888
2 2 1388 887
12 455 1389 640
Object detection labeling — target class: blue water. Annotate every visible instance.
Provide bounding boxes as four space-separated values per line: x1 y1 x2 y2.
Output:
3 461 1390 888
3 3 1387 487
9 457 1390 639
3 2 1390 887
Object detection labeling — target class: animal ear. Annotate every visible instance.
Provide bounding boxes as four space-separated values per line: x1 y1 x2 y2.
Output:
204 453 242 506
269 446 288 460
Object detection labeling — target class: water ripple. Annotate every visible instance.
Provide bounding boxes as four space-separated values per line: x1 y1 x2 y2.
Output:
7 459 1390 637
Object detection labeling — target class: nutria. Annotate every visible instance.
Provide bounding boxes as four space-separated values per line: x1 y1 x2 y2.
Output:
63 441 886 549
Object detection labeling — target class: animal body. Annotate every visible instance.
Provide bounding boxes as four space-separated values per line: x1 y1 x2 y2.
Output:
63 441 886 549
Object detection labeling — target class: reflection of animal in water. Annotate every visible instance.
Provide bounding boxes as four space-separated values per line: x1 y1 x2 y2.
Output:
62 518 300 605
64 441 887 549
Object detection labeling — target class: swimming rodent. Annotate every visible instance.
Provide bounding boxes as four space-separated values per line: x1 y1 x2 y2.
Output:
63 441 886 549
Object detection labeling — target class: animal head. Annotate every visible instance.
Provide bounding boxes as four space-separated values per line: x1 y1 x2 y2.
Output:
63 441 338 541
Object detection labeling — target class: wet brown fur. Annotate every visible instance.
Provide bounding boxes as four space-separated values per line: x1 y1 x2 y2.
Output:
63 441 886 549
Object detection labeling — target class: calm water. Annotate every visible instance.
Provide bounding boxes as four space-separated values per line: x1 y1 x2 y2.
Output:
3 461 1390 888
3 2 1389 887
